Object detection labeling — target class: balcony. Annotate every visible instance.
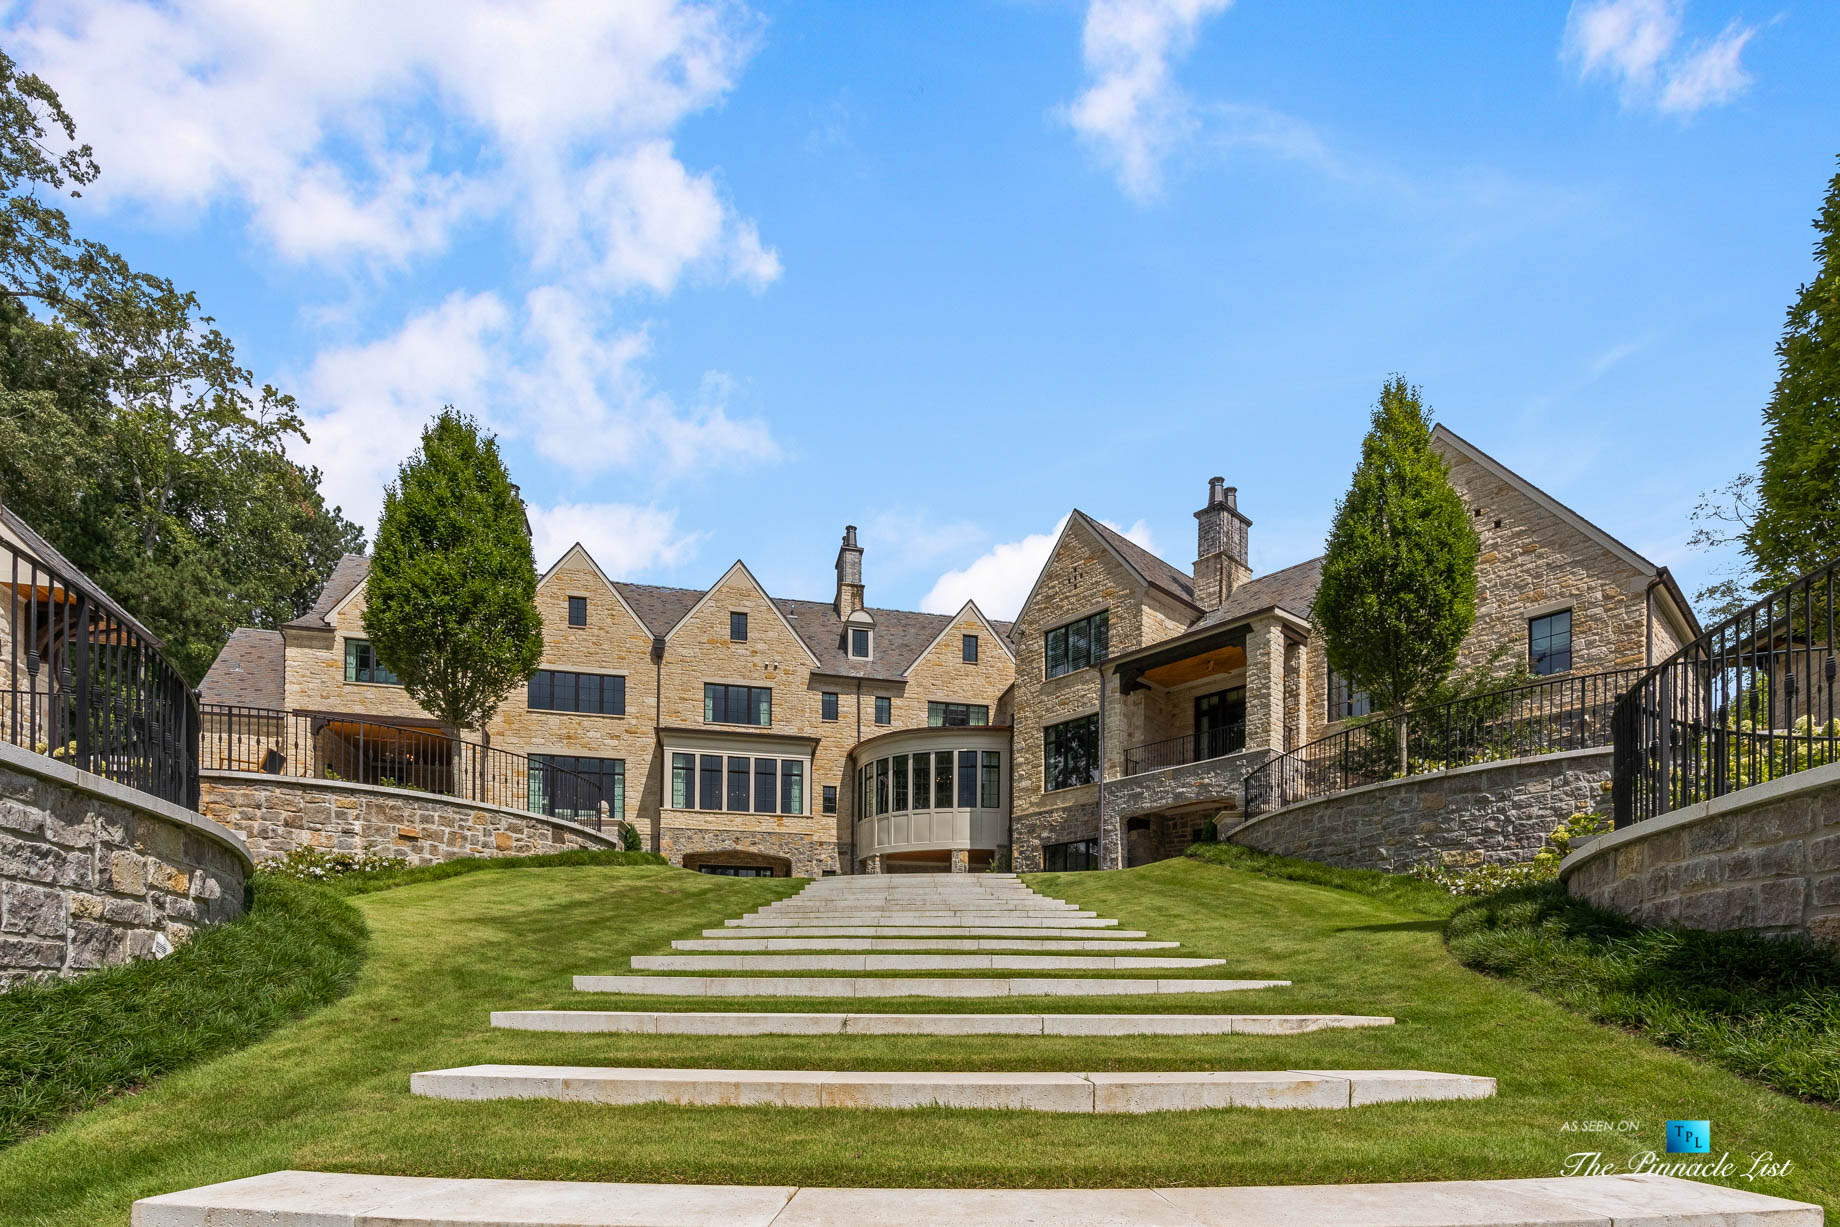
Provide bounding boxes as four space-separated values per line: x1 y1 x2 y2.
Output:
1124 723 1246 777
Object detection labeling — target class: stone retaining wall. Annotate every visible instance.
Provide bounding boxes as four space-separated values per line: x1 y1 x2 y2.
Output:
660 824 823 877
199 771 619 866
1223 749 1612 873
1560 761 1840 945
2 743 251 990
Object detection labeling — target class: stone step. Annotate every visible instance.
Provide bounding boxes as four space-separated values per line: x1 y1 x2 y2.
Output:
409 1065 1497 1112
490 1010 1395 1035
701 926 1152 939
131 1171 1825 1227
573 975 1289 998
725 915 1120 927
750 907 1092 917
629 954 1226 972
669 949 1184 956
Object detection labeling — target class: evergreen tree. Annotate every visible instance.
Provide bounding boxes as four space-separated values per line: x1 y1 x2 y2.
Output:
1747 158 1840 587
1314 376 1480 714
364 409 543 734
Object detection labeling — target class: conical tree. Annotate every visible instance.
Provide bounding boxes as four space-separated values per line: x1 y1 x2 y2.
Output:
1314 376 1480 716
1747 157 1840 588
364 408 543 735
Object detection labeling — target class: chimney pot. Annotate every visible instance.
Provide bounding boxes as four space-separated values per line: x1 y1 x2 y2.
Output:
843 525 858 548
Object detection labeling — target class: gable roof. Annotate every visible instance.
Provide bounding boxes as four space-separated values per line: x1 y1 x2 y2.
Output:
899 600 1017 677
1077 511 1198 608
0 500 163 647
198 628 285 709
661 560 821 667
537 542 652 634
284 553 370 630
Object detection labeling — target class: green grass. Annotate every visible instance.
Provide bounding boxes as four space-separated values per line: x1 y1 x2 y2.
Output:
1184 840 1463 917
0 857 1834 1224
297 849 666 896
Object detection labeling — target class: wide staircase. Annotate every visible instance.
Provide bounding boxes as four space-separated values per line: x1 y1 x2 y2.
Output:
135 874 1820 1225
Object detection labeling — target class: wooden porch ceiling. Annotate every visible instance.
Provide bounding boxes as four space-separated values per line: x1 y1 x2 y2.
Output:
1140 644 1246 689
1114 624 1250 694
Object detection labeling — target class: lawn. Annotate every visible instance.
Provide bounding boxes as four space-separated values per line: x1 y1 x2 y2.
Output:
0 857 1834 1224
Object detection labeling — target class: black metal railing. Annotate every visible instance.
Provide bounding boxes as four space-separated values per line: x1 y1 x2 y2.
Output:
200 704 608 828
3 536 199 808
1613 557 1839 827
1124 722 1248 775
1244 667 1645 818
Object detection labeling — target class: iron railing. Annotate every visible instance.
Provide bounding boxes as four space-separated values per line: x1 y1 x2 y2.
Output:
3 536 199 808
200 704 608 828
1243 667 1645 818
1613 557 1839 827
1124 722 1248 775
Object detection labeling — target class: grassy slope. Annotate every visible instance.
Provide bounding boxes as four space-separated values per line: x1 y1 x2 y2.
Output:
0 859 1833 1223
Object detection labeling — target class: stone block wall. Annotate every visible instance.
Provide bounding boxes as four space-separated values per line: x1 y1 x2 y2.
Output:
1561 762 1840 945
2 746 250 989
666 826 823 877
199 771 619 866
1225 749 1611 873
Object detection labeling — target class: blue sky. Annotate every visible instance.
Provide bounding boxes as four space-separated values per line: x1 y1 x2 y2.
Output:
6 0 1836 618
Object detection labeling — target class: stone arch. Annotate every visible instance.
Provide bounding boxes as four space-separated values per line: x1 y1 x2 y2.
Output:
682 849 793 878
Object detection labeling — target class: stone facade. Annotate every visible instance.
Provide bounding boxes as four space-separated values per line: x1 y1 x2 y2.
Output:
1561 762 1840 945
198 772 618 866
1224 749 1612 873
1104 748 1269 865
2 745 250 989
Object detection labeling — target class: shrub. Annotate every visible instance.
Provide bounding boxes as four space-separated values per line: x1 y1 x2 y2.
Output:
262 845 406 882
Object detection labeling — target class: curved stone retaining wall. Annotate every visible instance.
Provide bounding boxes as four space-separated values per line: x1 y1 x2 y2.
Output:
1223 748 1612 873
200 771 620 866
1561 761 1840 945
2 743 251 990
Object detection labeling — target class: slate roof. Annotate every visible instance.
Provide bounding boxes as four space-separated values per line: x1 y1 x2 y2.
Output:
0 499 163 647
283 553 370 630
198 628 285 709
1200 555 1323 627
1076 511 1198 608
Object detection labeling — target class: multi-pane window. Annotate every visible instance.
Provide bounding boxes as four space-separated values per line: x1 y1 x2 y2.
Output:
532 755 623 822
891 753 908 811
567 596 587 627
343 639 400 685
676 755 805 813
727 757 751 811
822 784 837 814
933 752 954 809
730 611 748 641
698 864 774 877
962 634 978 663
705 683 771 725
821 691 839 721
858 749 1002 814
781 762 804 815
928 702 988 727
875 758 889 816
1043 838 1099 872
957 750 978 809
910 752 930 809
1045 610 1108 679
698 755 722 811
981 751 1001 809
528 669 625 715
850 627 871 658
672 753 695 808
1044 714 1099 791
1327 669 1372 721
754 759 778 814
1529 610 1573 676
874 695 891 725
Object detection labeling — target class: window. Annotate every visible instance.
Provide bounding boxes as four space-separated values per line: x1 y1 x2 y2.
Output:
781 762 804 815
875 758 889 816
699 755 722 812
822 784 837 815
928 702 989 727
981 751 1001 809
698 864 774 878
891 753 908 811
671 753 695 808
754 759 777 814
957 750 978 809
1043 838 1099 872
874 695 891 725
1530 610 1573 676
821 691 839 721
727 756 751 811
567 596 587 627
528 669 625 715
1327 669 1372 721
962 634 978 663
531 755 623 822
730 611 748 642
850 627 871 658
343 639 400 686
1193 687 1246 759
933 751 954 809
705 683 771 726
1045 610 1108 679
1044 714 1099 791
910 752 930 809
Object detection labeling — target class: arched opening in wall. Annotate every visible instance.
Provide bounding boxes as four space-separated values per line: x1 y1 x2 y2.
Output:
683 850 792 878
1124 816 1155 867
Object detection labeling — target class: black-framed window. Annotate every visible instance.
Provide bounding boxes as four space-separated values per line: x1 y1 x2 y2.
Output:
822 784 837 814
874 695 891 725
932 751 954 809
781 762 804 815
1327 669 1371 721
1194 687 1246 759
1044 838 1099 872
962 634 978 663
343 639 400 685
730 611 748 642
957 749 978 809
821 691 838 721
698 864 774 877
891 753 908 811
981 751 1001 809
705 683 771 726
532 754 623 821
699 755 722 811
528 669 625 715
928 701 988 727
850 627 871 658
875 758 889 816
1045 610 1108 679
567 596 587 627
727 756 751 811
1044 714 1099 791
1530 610 1573 676
754 758 777 814
671 752 695 808
910 752 930 809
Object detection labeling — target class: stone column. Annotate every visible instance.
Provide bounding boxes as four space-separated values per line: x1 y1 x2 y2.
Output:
949 849 970 873
862 853 884 875
1245 619 1288 756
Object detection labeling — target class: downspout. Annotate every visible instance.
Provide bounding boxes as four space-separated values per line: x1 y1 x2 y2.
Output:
1098 663 1109 869
650 635 665 854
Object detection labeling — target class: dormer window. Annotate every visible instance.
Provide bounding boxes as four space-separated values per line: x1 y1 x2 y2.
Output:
850 627 871 658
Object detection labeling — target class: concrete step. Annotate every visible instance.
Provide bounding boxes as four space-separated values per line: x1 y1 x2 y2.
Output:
701 926 1152 939
573 975 1289 998
725 915 1120 927
629 954 1226 972
491 1010 1395 1035
409 1065 1496 1112
662 949 1177 956
130 1171 1825 1227
750 907 1093 917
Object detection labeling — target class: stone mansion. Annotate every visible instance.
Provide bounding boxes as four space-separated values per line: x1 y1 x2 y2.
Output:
200 426 1699 876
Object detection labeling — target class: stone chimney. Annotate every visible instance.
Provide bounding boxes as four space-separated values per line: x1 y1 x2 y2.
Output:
1192 477 1252 613
835 524 864 617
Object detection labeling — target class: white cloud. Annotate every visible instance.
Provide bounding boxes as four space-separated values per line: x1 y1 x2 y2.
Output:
863 511 987 579
1561 1 1756 115
5 0 780 284
529 502 701 577
1062 0 1233 200
920 515 1157 620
